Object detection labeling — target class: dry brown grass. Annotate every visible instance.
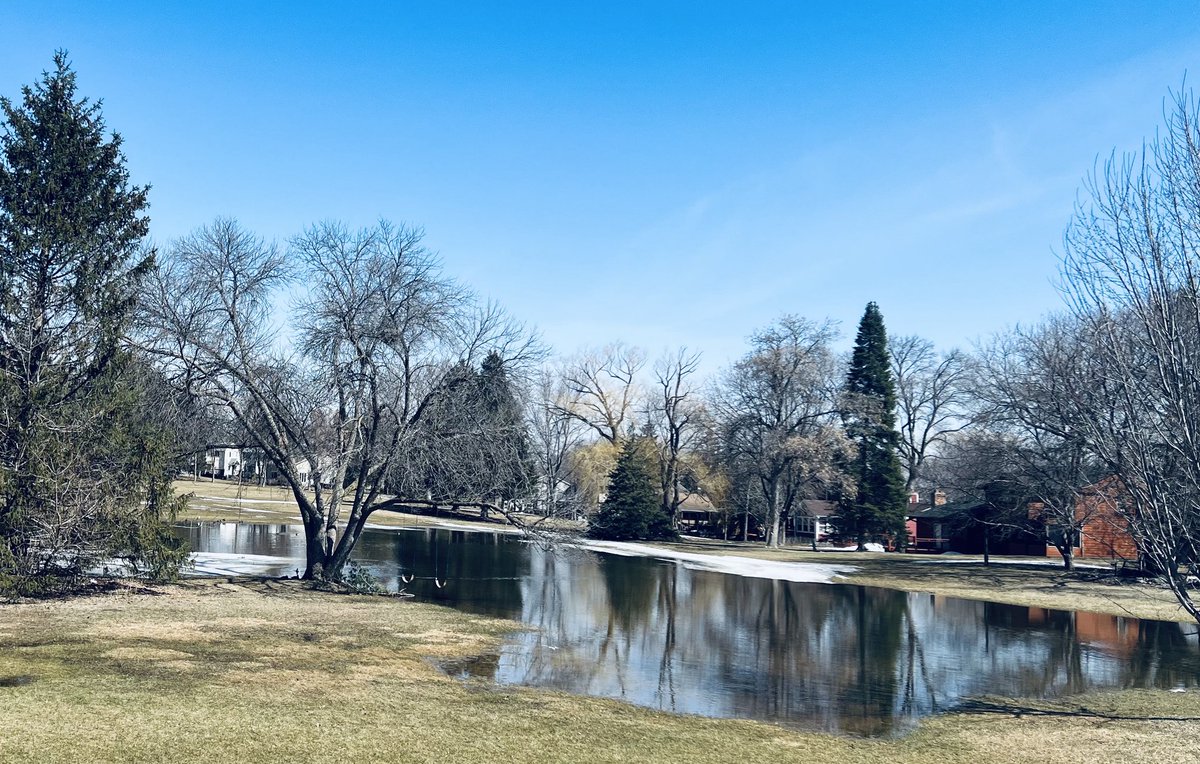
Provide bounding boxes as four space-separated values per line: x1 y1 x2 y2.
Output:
174 479 493 529
0 581 1198 763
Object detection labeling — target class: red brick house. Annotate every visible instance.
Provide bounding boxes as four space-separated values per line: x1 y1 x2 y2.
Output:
1043 477 1140 563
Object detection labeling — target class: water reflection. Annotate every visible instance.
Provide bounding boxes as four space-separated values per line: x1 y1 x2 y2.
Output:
178 521 1200 736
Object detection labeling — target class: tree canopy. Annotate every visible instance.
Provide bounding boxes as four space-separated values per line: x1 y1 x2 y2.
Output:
0 53 186 593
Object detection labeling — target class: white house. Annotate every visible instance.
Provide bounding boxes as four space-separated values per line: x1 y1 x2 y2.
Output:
789 499 838 542
205 446 242 480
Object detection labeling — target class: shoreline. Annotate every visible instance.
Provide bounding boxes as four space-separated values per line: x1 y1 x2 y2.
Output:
175 480 1195 624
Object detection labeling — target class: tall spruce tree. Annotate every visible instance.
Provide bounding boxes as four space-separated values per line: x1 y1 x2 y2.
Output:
839 302 908 549
0 53 186 593
588 436 676 541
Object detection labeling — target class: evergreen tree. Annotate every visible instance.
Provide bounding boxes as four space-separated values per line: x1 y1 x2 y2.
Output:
0 53 187 593
588 437 676 541
838 302 908 549
396 353 534 518
478 351 534 504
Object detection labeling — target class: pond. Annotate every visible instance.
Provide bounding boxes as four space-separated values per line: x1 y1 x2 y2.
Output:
178 521 1200 736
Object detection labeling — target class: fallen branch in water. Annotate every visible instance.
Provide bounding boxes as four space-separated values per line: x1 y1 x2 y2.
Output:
959 698 1200 722
369 497 579 549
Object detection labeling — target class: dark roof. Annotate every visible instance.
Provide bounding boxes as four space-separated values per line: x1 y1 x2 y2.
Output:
800 499 838 518
907 499 983 520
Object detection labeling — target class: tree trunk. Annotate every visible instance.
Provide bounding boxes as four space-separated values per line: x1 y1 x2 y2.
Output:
302 514 329 579
982 526 991 566
291 487 330 580
328 510 372 574
764 483 782 548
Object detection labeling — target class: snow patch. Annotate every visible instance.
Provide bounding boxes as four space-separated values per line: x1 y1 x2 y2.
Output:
192 496 296 505
188 551 304 577
578 540 856 584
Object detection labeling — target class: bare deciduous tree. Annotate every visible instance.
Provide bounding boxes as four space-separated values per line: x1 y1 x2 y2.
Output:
1060 88 1200 621
527 367 589 520
646 348 704 526
555 343 645 445
141 218 538 580
974 321 1105 571
889 335 972 493
711 317 845 547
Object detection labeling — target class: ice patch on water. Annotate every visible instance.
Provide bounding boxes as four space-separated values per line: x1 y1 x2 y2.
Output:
578 540 856 584
188 551 304 577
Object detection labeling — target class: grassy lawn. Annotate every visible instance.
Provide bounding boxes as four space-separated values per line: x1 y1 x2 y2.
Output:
174 479 526 530
1 580 1198 764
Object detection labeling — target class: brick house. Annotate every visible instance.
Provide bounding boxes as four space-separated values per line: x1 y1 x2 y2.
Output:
905 490 1044 555
1044 477 1139 563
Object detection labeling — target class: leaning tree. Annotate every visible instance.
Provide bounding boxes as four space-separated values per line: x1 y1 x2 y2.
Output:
141 218 539 580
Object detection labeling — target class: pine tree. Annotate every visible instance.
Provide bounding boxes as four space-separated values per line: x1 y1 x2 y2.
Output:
0 53 187 593
839 302 908 549
478 351 533 504
587 437 676 541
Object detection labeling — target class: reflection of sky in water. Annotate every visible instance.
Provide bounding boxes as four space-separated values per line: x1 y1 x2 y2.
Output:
178 521 1200 737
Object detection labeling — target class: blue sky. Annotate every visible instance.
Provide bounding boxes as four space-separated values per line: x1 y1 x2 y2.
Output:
3 2 1199 372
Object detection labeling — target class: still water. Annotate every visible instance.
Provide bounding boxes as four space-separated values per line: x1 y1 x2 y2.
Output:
180 521 1200 736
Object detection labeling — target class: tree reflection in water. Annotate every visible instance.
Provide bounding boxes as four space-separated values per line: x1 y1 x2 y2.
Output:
179 522 1200 736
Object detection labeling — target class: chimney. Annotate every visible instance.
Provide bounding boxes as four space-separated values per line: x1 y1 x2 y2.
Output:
933 489 947 506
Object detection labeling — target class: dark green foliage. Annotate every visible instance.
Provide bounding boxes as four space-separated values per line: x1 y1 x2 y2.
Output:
588 437 676 541
478 352 534 502
837 303 908 547
0 53 187 594
396 353 533 506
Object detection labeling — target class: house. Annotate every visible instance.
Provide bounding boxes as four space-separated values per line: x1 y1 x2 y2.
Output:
905 490 953 552
263 457 315 488
204 445 243 480
530 476 575 517
677 494 723 532
675 496 840 542
1043 477 1139 563
905 490 1045 556
788 499 838 543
